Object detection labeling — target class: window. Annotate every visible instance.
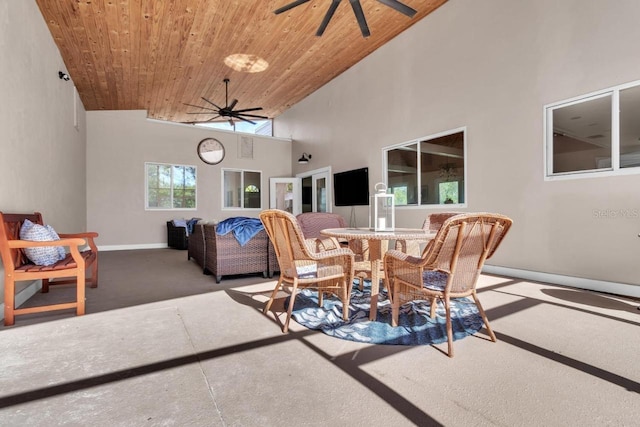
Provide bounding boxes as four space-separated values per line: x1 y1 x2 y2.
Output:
196 119 273 136
146 163 196 210
384 129 466 207
223 169 262 209
545 80 640 179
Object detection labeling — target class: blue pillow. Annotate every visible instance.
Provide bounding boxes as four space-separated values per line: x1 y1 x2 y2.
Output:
19 219 66 266
172 218 189 236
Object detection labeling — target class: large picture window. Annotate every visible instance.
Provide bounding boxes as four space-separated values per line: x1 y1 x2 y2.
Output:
384 128 466 207
145 163 196 210
545 80 640 179
222 169 262 209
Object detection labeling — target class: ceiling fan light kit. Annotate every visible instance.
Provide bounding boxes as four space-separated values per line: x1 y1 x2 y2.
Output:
274 0 417 37
184 78 268 125
224 54 269 73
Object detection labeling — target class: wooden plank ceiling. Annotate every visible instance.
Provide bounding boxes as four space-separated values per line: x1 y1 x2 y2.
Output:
36 0 447 124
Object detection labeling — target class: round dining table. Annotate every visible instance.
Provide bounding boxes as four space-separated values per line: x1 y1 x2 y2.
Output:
320 227 435 320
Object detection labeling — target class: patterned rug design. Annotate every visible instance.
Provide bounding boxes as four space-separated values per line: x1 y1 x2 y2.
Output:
288 281 484 345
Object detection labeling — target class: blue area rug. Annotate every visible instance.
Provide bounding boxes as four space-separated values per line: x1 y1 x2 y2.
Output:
288 281 484 345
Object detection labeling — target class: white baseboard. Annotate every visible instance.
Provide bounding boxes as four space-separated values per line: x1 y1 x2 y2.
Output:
98 243 169 252
483 265 640 298
0 280 42 322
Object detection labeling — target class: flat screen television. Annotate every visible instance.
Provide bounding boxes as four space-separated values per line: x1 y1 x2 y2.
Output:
333 167 369 206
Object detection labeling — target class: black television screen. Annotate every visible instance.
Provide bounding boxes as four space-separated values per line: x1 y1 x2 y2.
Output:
333 167 369 206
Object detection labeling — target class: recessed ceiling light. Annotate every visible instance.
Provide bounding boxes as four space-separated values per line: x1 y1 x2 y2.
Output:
224 54 269 73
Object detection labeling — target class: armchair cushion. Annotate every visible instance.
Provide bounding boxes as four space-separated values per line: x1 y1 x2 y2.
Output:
422 270 449 291
19 219 66 266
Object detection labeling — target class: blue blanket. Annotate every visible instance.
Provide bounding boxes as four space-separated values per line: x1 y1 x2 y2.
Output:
216 217 264 246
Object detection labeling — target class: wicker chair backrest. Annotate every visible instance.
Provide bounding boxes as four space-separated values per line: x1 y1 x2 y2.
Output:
423 213 512 294
261 209 314 278
422 212 462 233
296 212 347 239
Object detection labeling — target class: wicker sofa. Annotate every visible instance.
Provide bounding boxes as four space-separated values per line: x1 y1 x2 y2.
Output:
188 222 274 283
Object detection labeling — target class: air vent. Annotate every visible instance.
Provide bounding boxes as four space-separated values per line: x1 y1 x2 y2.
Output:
587 134 605 139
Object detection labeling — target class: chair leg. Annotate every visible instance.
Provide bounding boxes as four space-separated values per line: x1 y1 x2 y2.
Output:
341 280 350 321
473 291 497 342
263 277 283 314
445 296 454 358
391 287 400 327
283 281 299 333
90 258 98 288
4 277 15 326
42 278 50 293
77 269 86 316
430 297 437 318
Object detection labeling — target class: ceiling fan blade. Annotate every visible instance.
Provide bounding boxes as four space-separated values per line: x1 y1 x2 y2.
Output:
233 107 264 113
201 97 223 110
235 115 257 125
183 103 218 112
228 99 238 110
349 0 370 38
317 0 342 36
236 113 268 119
274 0 312 14
205 115 221 122
376 0 417 17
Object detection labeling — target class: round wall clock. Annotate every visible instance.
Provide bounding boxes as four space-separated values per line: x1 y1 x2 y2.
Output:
197 138 225 165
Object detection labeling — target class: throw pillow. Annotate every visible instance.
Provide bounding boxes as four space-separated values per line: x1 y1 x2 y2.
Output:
172 218 189 236
19 219 67 266
45 224 67 260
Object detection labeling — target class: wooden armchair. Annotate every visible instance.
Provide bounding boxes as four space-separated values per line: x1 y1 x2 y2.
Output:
384 213 512 357
260 209 355 332
0 212 98 326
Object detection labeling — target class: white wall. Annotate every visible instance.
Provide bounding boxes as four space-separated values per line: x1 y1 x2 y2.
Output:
275 0 640 291
0 1 87 300
87 111 292 247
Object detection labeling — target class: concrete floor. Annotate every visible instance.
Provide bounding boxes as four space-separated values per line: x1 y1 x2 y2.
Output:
0 249 638 426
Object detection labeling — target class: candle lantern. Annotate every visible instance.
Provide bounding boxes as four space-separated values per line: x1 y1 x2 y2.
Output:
369 182 395 232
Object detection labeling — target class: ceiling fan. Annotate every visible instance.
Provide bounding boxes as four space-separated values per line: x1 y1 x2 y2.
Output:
184 78 267 125
274 0 417 37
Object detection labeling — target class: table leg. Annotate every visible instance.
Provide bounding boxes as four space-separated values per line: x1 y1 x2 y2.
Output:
369 259 380 321
367 239 384 321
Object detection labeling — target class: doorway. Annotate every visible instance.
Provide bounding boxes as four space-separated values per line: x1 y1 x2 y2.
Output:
297 167 332 213
269 177 302 215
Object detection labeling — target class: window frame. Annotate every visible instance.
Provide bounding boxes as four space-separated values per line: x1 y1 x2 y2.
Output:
544 79 640 181
221 168 263 211
382 127 468 209
145 162 197 211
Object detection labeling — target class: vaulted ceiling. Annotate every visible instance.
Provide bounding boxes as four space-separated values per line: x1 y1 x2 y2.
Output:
36 0 447 124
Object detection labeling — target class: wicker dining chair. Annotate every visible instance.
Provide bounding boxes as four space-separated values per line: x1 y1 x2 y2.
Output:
297 212 371 290
296 211 368 260
384 213 513 357
352 213 461 292
394 212 462 256
260 209 355 333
